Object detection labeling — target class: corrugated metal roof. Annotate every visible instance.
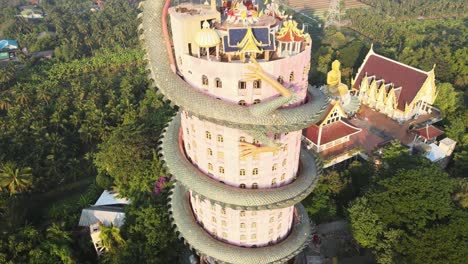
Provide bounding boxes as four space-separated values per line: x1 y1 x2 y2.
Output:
94 190 130 206
0 40 18 50
78 206 125 228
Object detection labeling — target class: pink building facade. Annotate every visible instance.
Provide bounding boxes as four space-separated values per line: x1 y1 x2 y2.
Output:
141 1 328 262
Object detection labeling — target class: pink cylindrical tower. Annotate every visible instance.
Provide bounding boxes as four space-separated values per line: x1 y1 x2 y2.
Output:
139 1 328 263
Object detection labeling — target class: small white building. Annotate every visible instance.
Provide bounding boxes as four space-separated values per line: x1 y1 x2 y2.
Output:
78 190 130 256
424 137 456 168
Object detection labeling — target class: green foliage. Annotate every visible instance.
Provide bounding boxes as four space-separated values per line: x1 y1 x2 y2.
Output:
348 197 384 248
0 224 75 264
359 0 466 18
103 198 181 264
453 178 468 208
434 82 462 116
302 173 338 223
398 210 468 264
98 224 125 253
369 167 453 231
348 157 463 263
0 162 33 196
94 120 169 200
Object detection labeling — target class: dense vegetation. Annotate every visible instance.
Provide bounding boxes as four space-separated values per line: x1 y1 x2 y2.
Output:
1 0 180 263
293 1 468 262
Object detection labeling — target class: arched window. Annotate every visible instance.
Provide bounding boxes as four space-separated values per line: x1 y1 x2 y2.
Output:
240 183 246 189
221 220 227 226
208 163 213 171
272 163 278 171
253 99 261 104
253 139 260 145
252 183 258 189
277 76 284 84
271 178 277 186
205 131 212 139
240 211 246 217
274 133 280 140
239 136 246 142
240 169 246 176
217 134 224 142
207 148 213 156
253 80 261 88
252 168 258 175
215 78 222 88
202 75 208 86
238 81 247 89
219 166 225 174
289 71 295 82
238 100 246 106
240 223 246 228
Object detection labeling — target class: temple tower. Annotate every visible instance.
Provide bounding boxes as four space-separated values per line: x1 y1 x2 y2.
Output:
139 0 329 263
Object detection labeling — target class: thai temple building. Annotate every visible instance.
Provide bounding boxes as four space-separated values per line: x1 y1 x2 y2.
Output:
139 0 329 263
302 59 362 167
303 101 362 167
352 46 438 123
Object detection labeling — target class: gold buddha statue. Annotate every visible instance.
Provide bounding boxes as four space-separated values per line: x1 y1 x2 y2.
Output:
327 60 349 98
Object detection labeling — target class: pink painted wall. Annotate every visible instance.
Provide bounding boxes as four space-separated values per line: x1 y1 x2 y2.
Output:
190 192 294 247
178 48 311 106
181 111 302 189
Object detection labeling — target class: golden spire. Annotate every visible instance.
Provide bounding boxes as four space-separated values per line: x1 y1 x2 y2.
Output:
276 19 307 42
237 27 263 54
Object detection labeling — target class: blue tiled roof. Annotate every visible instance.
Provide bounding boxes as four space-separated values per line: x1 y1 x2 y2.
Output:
0 40 18 50
223 27 275 53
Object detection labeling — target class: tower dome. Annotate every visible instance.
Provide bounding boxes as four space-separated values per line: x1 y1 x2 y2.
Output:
195 21 220 48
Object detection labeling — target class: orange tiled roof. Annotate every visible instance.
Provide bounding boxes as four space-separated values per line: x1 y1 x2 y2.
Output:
412 125 444 140
304 120 362 145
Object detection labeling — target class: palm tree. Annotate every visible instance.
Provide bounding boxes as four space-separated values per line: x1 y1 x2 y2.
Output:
0 162 33 196
97 224 125 253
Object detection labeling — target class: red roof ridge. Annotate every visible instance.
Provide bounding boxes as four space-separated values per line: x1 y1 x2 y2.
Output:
372 52 430 76
353 47 433 111
337 119 362 132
